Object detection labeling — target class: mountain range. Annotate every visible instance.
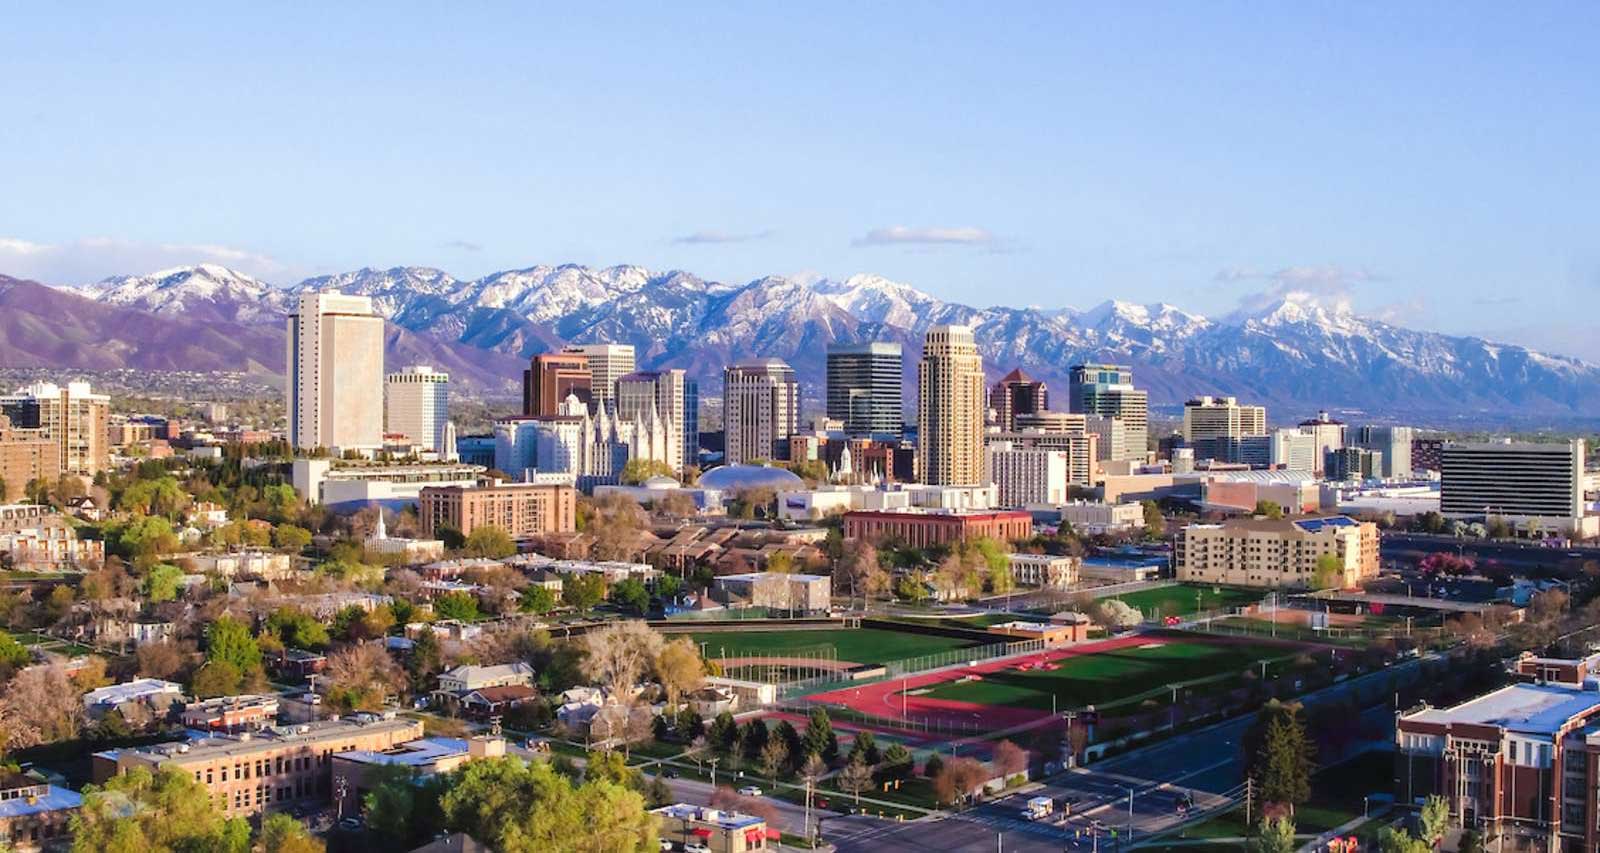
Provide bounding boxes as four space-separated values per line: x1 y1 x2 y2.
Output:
2 262 1595 422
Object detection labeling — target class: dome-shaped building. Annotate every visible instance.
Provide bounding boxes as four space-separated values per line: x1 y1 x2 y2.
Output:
698 464 805 492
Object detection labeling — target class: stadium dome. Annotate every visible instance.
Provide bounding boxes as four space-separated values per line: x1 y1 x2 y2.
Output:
698 464 805 491
640 475 681 489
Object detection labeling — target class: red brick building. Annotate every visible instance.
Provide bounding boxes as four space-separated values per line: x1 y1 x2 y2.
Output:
1396 651 1600 850
843 509 1032 548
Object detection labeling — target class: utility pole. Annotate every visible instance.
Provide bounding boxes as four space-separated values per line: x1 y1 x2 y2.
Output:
1245 778 1253 825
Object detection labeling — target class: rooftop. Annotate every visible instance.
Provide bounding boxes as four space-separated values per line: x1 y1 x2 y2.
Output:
1405 683 1600 737
335 736 469 768
0 782 81 818
652 802 765 830
715 572 828 583
123 715 420 764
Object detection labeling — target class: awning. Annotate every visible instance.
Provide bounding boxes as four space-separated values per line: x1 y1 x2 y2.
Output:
765 828 782 840
691 828 713 838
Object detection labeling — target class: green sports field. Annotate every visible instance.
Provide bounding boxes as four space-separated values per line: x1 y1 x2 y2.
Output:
685 628 979 665
919 637 1297 711
1107 584 1263 617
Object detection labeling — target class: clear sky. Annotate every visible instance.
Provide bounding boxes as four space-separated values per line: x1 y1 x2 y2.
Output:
2 4 1596 356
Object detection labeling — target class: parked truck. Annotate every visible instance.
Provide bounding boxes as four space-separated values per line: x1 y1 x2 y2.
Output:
1022 796 1054 821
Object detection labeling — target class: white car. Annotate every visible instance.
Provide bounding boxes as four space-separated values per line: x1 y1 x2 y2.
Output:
658 841 674 852
685 844 711 853
737 785 763 797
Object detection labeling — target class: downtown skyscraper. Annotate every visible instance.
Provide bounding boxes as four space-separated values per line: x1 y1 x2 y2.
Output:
287 292 385 453
1067 363 1149 461
723 359 799 465
917 325 985 486
826 341 903 436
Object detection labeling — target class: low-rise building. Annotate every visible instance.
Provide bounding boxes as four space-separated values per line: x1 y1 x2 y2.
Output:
291 459 489 511
0 772 81 852
1056 500 1145 534
436 662 535 695
1174 515 1378 589
331 735 505 816
418 482 576 540
97 715 424 818
181 695 281 732
653 803 775 853
82 678 185 719
1005 553 1079 588
986 619 1088 647
701 676 778 710
1 525 103 572
187 551 295 581
712 572 831 615
843 509 1032 549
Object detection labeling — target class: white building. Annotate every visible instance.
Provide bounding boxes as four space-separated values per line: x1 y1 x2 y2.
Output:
385 365 451 455
494 393 673 489
1058 500 1145 534
1440 440 1592 537
986 443 1071 507
1005 553 1079 587
1270 429 1319 472
287 292 385 453
616 369 695 471
291 458 487 511
1182 396 1267 445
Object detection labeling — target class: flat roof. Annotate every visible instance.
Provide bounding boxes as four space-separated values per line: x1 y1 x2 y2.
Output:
0 784 81 818
335 737 469 768
1406 683 1600 737
125 716 420 763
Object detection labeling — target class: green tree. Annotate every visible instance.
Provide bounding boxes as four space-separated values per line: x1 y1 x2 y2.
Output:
1140 500 1165 538
433 591 481 622
520 585 557 614
114 515 179 560
118 476 188 517
1253 815 1296 853
256 811 325 853
272 524 312 552
143 563 184 603
562 573 606 610
879 743 913 780
740 719 770 762
363 764 423 845
71 766 251 853
25 477 51 506
0 630 31 676
801 706 838 765
620 458 674 485
708 711 739 755
438 756 657 853
609 577 650 615
205 616 263 673
847 730 881 767
191 658 244 698
1418 794 1450 848
463 525 516 559
1377 827 1432 853
435 523 466 550
1254 500 1283 520
266 607 331 650
1245 701 1313 810
1313 553 1344 590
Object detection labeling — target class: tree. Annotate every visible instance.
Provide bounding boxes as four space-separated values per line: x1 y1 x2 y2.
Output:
0 630 31 677
582 621 663 697
324 643 406 712
932 757 989 807
836 538 888 603
801 706 839 765
272 524 312 552
25 477 50 506
1377 827 1432 853
137 640 185 680
879 743 913 781
463 525 516 559
1141 500 1165 538
838 756 874 804
992 739 1027 778
847 730 881 768
740 719 770 762
113 515 179 559
620 458 674 485
256 811 326 853
759 738 789 782
1254 500 1283 520
205 616 263 674
654 637 704 711
587 493 647 562
71 766 251 853
1418 794 1450 848
118 476 188 518
267 608 331 650
192 658 245 699
709 711 739 755
1093 598 1143 629
143 563 184 602
922 753 944 779
1254 815 1296 853
1245 701 1313 811
406 628 445 694
609 577 650 615
562 573 606 611
0 664 82 750
437 756 658 853
520 585 557 614
1459 830 1485 853
433 590 481 622
1313 554 1344 590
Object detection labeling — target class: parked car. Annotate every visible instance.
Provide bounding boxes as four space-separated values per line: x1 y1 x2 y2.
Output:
685 844 711 853
737 785 763 797
661 767 678 779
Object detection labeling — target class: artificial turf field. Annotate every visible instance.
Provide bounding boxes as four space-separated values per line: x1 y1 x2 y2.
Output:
918 636 1296 711
685 628 979 665
1107 584 1263 617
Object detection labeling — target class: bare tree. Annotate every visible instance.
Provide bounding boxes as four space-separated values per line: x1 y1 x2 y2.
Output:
324 642 406 711
582 621 664 699
760 738 789 782
0 665 83 750
992 740 1028 778
838 756 874 804
588 493 648 562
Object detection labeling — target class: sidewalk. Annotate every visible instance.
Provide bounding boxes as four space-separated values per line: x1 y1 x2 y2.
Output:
1296 805 1391 852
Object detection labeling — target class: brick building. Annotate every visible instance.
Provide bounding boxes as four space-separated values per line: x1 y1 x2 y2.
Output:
1395 652 1600 850
418 482 576 540
0 416 58 503
0 772 81 852
843 509 1032 549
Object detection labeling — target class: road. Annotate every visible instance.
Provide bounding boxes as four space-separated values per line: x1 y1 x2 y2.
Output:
829 654 1423 852
661 774 840 838
1380 533 1596 572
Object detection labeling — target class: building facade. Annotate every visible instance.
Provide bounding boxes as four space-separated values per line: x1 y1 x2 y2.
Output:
1174 515 1378 589
1324 447 1384 482
384 365 451 455
826 342 903 437
1352 425 1415 479
1297 411 1346 473
0 382 109 476
989 368 1048 433
522 352 591 417
0 415 58 503
286 293 385 453
918 325 986 486
616 369 696 472
494 394 673 489
1067 364 1148 461
843 509 1032 549
563 344 635 412
1439 440 1586 535
723 359 799 465
1182 396 1267 459
418 482 577 539
985 444 1071 507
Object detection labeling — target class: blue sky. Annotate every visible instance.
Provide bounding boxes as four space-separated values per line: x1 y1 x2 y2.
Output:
2 4 1596 355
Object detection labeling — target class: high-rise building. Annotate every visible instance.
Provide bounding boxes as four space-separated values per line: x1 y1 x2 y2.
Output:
0 381 109 476
723 359 799 465
617 369 695 472
826 342 903 436
1439 440 1586 534
0 414 59 502
984 431 1095 488
1352 425 1414 479
563 344 635 412
384 365 450 454
1324 447 1384 481
918 325 986 486
286 293 385 453
1182 396 1267 458
1297 411 1346 474
1083 415 1125 462
1269 429 1319 472
419 482 577 540
989 368 1048 432
1067 364 1148 461
522 352 592 417
986 443 1071 507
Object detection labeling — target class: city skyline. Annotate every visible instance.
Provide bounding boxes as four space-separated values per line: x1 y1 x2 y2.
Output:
2 5 1597 359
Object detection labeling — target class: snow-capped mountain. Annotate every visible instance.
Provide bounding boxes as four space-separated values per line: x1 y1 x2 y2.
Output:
45 262 1600 418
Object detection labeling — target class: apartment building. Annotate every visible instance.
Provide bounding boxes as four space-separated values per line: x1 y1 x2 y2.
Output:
0 382 109 476
98 716 424 818
1182 396 1267 456
1439 440 1588 536
723 359 799 465
985 443 1072 507
0 415 58 503
1175 515 1378 589
418 482 576 539
286 294 385 454
384 365 451 455
563 343 635 411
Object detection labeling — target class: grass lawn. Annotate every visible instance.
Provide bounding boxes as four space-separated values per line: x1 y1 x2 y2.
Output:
687 628 978 665
1108 584 1263 617
920 638 1297 712
1166 750 1394 842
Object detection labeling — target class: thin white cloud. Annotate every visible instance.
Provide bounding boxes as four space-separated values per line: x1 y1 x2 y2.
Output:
0 236 290 285
852 226 996 248
1217 264 1387 318
672 229 774 245
442 239 484 252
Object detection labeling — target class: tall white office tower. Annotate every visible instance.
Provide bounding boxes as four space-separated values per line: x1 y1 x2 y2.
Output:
617 369 696 472
563 344 636 413
385 365 451 454
287 292 385 453
918 325 986 486
723 359 799 465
